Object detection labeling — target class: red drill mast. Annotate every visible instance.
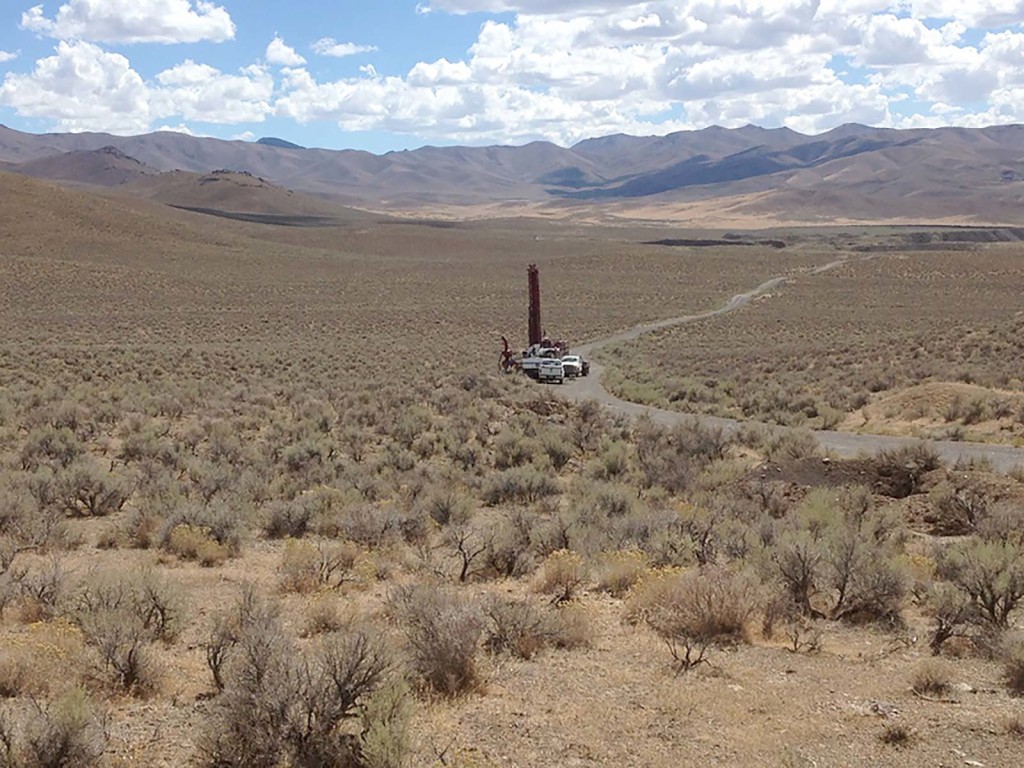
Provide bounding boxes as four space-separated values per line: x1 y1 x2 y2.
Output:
528 263 542 347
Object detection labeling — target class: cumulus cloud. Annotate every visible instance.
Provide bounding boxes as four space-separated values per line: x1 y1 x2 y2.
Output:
20 0 235 44
153 61 274 123
311 38 379 58
5 0 1024 142
0 40 151 132
266 35 306 66
0 41 271 133
0 51 17 63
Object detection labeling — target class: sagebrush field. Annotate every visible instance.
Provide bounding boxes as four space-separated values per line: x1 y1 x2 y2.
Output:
1 175 1023 767
601 232 1024 445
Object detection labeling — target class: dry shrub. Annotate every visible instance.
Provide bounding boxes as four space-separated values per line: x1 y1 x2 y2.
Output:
482 467 558 506
14 558 68 625
120 508 164 550
72 567 186 643
479 510 535 579
0 687 107 768
533 550 588 604
201 598 399 768
302 595 346 638
159 502 244 563
878 722 914 748
483 597 595 660
261 498 314 539
389 584 482 697
278 538 360 594
910 659 953 697
763 429 821 462
54 458 130 518
1000 631 1024 696
78 609 161 695
626 566 759 672
483 597 549 660
936 539 1024 629
595 550 649 598
763 593 822 653
422 488 472 528
0 653 33 699
164 524 231 566
546 603 594 650
0 619 88 699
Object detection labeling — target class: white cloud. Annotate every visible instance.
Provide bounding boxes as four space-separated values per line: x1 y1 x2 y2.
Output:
266 35 306 67
311 38 378 58
157 122 205 135
0 42 271 133
20 0 235 44
908 0 1024 27
232 130 256 141
0 40 150 133
152 61 274 123
0 51 17 63
5 0 1024 144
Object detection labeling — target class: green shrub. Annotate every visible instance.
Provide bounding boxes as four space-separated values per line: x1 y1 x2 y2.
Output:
936 539 1024 628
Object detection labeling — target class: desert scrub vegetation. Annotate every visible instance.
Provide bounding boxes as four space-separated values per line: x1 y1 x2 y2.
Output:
626 565 759 672
599 246 1024 443
3 317 1024 762
200 586 408 768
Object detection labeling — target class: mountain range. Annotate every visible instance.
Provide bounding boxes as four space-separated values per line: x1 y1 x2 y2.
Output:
1 122 1023 223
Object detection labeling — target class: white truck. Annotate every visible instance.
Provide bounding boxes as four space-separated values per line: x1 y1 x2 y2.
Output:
537 359 565 384
561 354 589 378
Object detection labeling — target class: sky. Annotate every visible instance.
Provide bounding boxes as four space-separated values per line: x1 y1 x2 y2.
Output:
0 1 1022 153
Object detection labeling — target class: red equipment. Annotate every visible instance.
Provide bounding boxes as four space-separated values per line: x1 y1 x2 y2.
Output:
500 336 519 372
528 263 542 347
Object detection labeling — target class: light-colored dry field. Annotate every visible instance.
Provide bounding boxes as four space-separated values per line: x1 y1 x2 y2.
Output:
1 174 1023 767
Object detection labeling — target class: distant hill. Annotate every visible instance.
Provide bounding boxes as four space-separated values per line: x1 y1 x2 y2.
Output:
257 137 305 150
126 169 336 214
3 123 1024 222
14 146 158 187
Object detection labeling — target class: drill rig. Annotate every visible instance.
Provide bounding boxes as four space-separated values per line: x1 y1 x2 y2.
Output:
501 264 584 379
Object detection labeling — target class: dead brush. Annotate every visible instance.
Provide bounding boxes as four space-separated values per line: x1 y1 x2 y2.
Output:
878 722 914 748
910 659 955 700
594 550 648 598
626 565 759 673
533 550 588 604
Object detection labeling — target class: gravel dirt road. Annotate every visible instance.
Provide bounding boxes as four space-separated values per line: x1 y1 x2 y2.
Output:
560 258 1024 472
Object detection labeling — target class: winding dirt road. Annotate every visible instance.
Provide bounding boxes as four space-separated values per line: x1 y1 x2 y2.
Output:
560 257 1024 473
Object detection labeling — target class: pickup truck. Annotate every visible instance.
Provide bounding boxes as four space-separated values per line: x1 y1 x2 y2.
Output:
561 355 589 378
537 359 565 384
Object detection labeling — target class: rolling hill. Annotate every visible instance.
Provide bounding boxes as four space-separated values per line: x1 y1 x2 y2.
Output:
3 122 1024 222
123 169 357 219
15 146 158 187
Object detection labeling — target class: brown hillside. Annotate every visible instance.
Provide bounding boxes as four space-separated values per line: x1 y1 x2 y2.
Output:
13 146 158 187
122 169 360 218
